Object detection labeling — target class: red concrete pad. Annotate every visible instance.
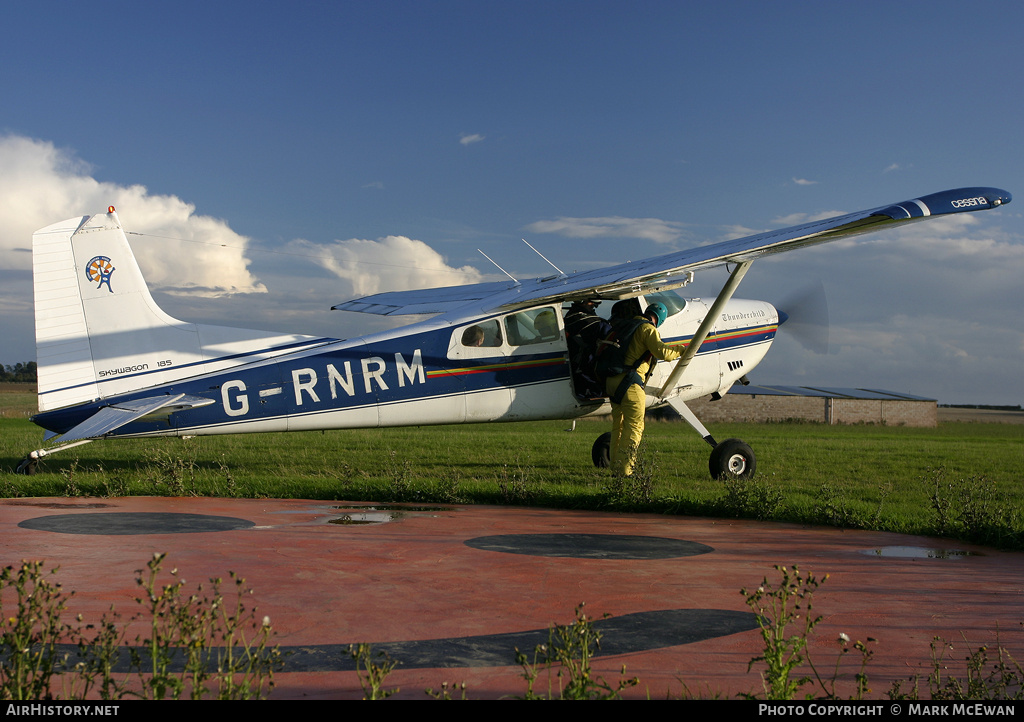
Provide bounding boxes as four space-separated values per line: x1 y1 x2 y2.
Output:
2 497 1022 700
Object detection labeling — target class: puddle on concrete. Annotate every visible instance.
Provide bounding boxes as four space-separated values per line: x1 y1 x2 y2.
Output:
329 511 404 525
860 546 975 559
265 504 454 526
327 504 455 525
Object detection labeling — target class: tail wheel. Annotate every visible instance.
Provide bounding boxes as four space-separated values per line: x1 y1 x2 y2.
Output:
16 457 38 476
709 438 756 480
592 432 611 468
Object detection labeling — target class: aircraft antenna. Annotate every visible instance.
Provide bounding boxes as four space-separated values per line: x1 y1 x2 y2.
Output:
522 238 565 277
477 249 520 285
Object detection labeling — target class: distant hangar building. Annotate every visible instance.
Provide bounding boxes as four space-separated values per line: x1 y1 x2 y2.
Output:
686 385 937 427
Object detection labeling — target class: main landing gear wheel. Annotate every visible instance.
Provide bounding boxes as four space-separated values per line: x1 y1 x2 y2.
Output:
592 432 611 468
709 438 756 480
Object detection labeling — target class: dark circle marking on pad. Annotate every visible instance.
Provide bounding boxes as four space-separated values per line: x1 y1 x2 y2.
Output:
465 533 713 559
18 512 255 536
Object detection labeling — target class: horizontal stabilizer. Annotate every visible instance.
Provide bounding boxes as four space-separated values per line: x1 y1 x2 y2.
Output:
52 394 214 444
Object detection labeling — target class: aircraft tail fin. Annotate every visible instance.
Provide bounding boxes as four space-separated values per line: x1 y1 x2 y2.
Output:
32 208 329 412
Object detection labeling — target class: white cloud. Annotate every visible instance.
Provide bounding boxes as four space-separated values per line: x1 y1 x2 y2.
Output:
525 216 685 244
713 224 764 242
771 209 848 227
792 177 817 186
883 163 902 173
0 134 265 297
287 235 485 297
459 133 485 146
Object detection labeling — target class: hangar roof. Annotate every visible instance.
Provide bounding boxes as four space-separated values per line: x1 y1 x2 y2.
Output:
728 385 935 402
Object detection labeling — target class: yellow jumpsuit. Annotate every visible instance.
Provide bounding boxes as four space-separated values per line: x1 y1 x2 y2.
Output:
604 319 681 477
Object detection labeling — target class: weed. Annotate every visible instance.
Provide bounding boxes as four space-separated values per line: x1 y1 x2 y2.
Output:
0 475 23 498
216 457 238 497
869 482 893 529
348 643 400 699
0 561 73 700
0 561 135 700
384 450 414 501
68 607 131 700
433 469 465 503
59 461 82 497
889 631 1024 700
331 461 355 485
812 634 876 700
515 602 639 700
741 565 826 699
814 483 863 529
929 466 956 536
425 680 468 699
129 552 281 700
719 474 783 520
739 567 896 701
496 457 536 504
101 473 130 498
606 440 657 506
0 555 279 701
927 467 1023 548
143 440 199 495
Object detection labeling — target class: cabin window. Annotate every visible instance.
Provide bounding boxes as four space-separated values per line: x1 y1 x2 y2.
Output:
449 307 565 360
504 308 562 346
460 319 503 348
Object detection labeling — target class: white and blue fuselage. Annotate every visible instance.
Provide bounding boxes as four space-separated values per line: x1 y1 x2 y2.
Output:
33 294 778 440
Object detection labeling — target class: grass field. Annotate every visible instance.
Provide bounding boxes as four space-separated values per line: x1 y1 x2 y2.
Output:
2 384 1022 548
0 382 36 419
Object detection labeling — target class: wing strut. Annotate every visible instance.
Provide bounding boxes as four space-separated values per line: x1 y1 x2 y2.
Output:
657 260 753 403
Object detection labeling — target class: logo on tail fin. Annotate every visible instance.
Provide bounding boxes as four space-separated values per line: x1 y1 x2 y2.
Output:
85 256 115 292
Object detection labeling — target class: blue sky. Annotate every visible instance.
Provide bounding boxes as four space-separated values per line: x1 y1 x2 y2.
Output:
1 1 1021 405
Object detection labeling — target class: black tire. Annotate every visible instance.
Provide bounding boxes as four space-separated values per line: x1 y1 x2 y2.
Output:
15 457 38 476
592 432 612 468
709 438 756 480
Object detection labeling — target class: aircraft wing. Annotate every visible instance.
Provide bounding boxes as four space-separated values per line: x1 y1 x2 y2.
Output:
333 187 1011 316
332 280 516 315
50 394 215 444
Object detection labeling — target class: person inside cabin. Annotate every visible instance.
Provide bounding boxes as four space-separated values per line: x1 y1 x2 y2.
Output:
462 325 485 347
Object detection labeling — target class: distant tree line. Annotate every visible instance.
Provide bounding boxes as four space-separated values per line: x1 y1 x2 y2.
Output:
0 362 37 383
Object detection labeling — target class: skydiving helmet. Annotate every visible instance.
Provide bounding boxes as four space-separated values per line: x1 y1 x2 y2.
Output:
646 302 668 327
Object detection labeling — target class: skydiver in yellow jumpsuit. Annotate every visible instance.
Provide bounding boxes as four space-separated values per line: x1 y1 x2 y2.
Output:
605 302 680 477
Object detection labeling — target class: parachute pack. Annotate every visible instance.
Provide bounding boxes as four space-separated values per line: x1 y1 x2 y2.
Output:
594 316 654 382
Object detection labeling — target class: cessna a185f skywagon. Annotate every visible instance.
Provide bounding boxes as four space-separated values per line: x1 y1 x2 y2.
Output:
17 187 1011 477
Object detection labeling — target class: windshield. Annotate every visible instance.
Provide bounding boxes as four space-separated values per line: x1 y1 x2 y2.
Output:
644 289 687 317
